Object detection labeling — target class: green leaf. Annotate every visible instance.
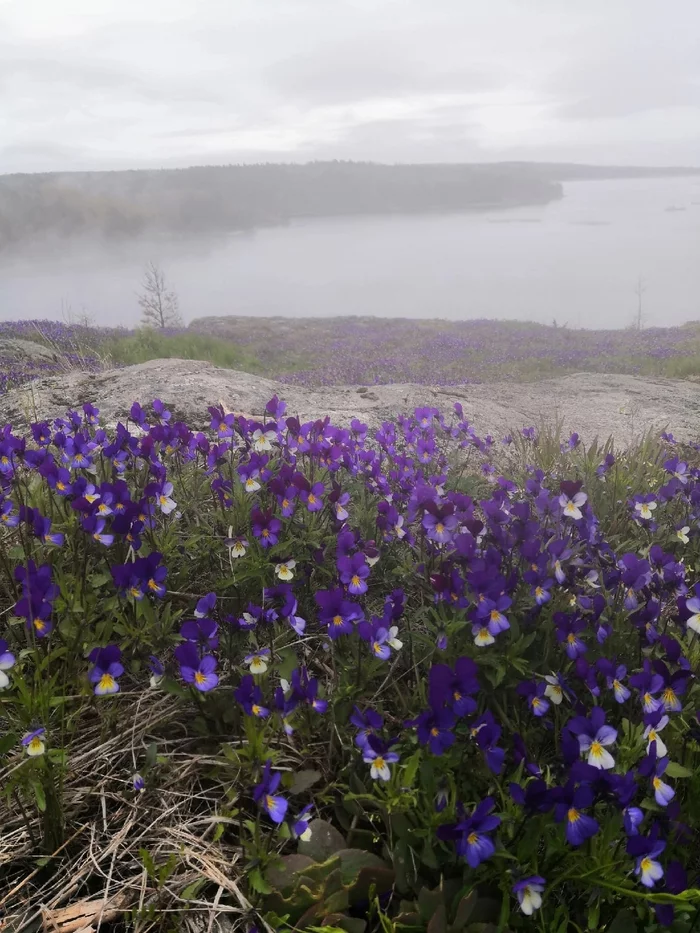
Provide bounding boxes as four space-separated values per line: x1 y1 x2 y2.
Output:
32 781 46 813
665 762 693 779
0 733 18 756
181 878 206 900
606 908 639 933
426 904 447 933
265 854 316 893
401 750 421 788
289 769 323 794
249 867 274 895
145 742 158 769
298 819 347 862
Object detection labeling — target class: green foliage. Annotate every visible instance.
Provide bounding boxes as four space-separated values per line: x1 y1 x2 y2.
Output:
104 328 263 372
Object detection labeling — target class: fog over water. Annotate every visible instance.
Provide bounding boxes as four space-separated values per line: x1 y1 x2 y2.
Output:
1 175 699 331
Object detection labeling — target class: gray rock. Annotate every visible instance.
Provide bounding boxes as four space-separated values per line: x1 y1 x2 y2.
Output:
0 337 59 363
1 358 698 445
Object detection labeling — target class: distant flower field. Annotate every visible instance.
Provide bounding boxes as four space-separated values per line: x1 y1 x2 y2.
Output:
3 316 700 393
2 389 700 930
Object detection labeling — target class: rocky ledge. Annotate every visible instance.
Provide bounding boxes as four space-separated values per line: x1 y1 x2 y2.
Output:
1 358 699 444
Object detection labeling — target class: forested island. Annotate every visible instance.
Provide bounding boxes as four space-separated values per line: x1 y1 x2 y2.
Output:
0 160 698 248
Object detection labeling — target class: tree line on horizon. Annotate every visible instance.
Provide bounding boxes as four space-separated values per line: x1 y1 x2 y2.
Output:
0 161 566 248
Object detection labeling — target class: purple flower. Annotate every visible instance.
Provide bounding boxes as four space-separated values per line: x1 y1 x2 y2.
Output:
553 782 599 846
315 588 363 639
627 828 666 888
363 735 400 781
437 797 500 867
350 706 383 749
235 675 270 718
88 644 124 696
174 643 218 692
512 876 545 915
252 760 288 824
338 552 370 595
0 639 16 689
408 706 456 756
22 727 47 757
568 707 617 770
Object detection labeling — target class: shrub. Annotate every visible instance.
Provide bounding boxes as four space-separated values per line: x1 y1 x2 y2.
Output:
1 399 700 931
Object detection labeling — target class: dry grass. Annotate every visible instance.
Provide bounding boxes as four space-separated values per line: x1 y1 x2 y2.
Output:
0 694 266 933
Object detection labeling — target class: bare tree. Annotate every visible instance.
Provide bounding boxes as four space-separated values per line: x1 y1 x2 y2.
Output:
633 275 646 331
137 262 182 329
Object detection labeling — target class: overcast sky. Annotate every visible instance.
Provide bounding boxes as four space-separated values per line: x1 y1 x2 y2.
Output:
1 0 698 174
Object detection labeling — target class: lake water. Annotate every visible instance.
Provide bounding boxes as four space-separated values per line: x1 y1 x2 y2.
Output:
1 176 699 330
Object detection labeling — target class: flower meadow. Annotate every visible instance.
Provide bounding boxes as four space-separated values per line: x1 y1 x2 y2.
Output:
3 396 700 931
4 316 700 395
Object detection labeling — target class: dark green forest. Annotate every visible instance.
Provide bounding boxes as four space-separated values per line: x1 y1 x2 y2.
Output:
0 159 697 248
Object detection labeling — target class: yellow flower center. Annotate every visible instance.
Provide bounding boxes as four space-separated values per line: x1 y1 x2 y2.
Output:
332 615 344 627
99 673 115 690
567 808 580 823
590 740 603 758
351 575 361 586
194 671 207 685
467 832 478 845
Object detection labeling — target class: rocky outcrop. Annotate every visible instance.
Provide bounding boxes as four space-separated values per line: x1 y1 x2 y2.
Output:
1 358 698 444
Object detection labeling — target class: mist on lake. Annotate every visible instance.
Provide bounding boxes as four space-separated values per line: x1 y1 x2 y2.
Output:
1 174 699 331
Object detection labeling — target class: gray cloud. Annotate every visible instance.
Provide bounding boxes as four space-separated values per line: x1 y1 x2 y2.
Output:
0 0 698 174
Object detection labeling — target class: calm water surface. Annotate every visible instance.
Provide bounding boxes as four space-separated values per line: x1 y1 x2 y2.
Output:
1 176 699 330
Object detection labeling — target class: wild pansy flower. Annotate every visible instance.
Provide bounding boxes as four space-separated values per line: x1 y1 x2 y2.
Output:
470 711 505 774
408 705 456 756
180 618 219 651
111 552 167 600
291 804 313 840
676 525 690 544
244 647 271 674
235 675 270 718
437 797 500 867
155 481 177 515
208 405 236 438
652 659 692 712
554 614 587 660
510 779 554 814
315 588 363 639
543 672 570 706
0 640 16 689
628 827 666 888
238 462 261 493
358 616 402 660
643 711 669 757
225 534 249 559
252 424 277 452
22 727 46 757
84 516 114 547
629 660 664 714
338 552 370 595
632 494 657 523
569 707 617 769
286 666 328 714
174 643 218 692
350 706 383 749
639 744 675 807
513 877 545 916
0 499 19 527
553 781 599 846
597 660 631 703
88 645 124 696
148 655 164 688
363 735 399 781
422 503 458 544
194 592 216 619
516 680 550 717
664 457 688 483
251 508 282 548
300 481 325 512
275 559 296 581
429 658 479 717
252 760 288 824
559 481 587 520
14 560 58 637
